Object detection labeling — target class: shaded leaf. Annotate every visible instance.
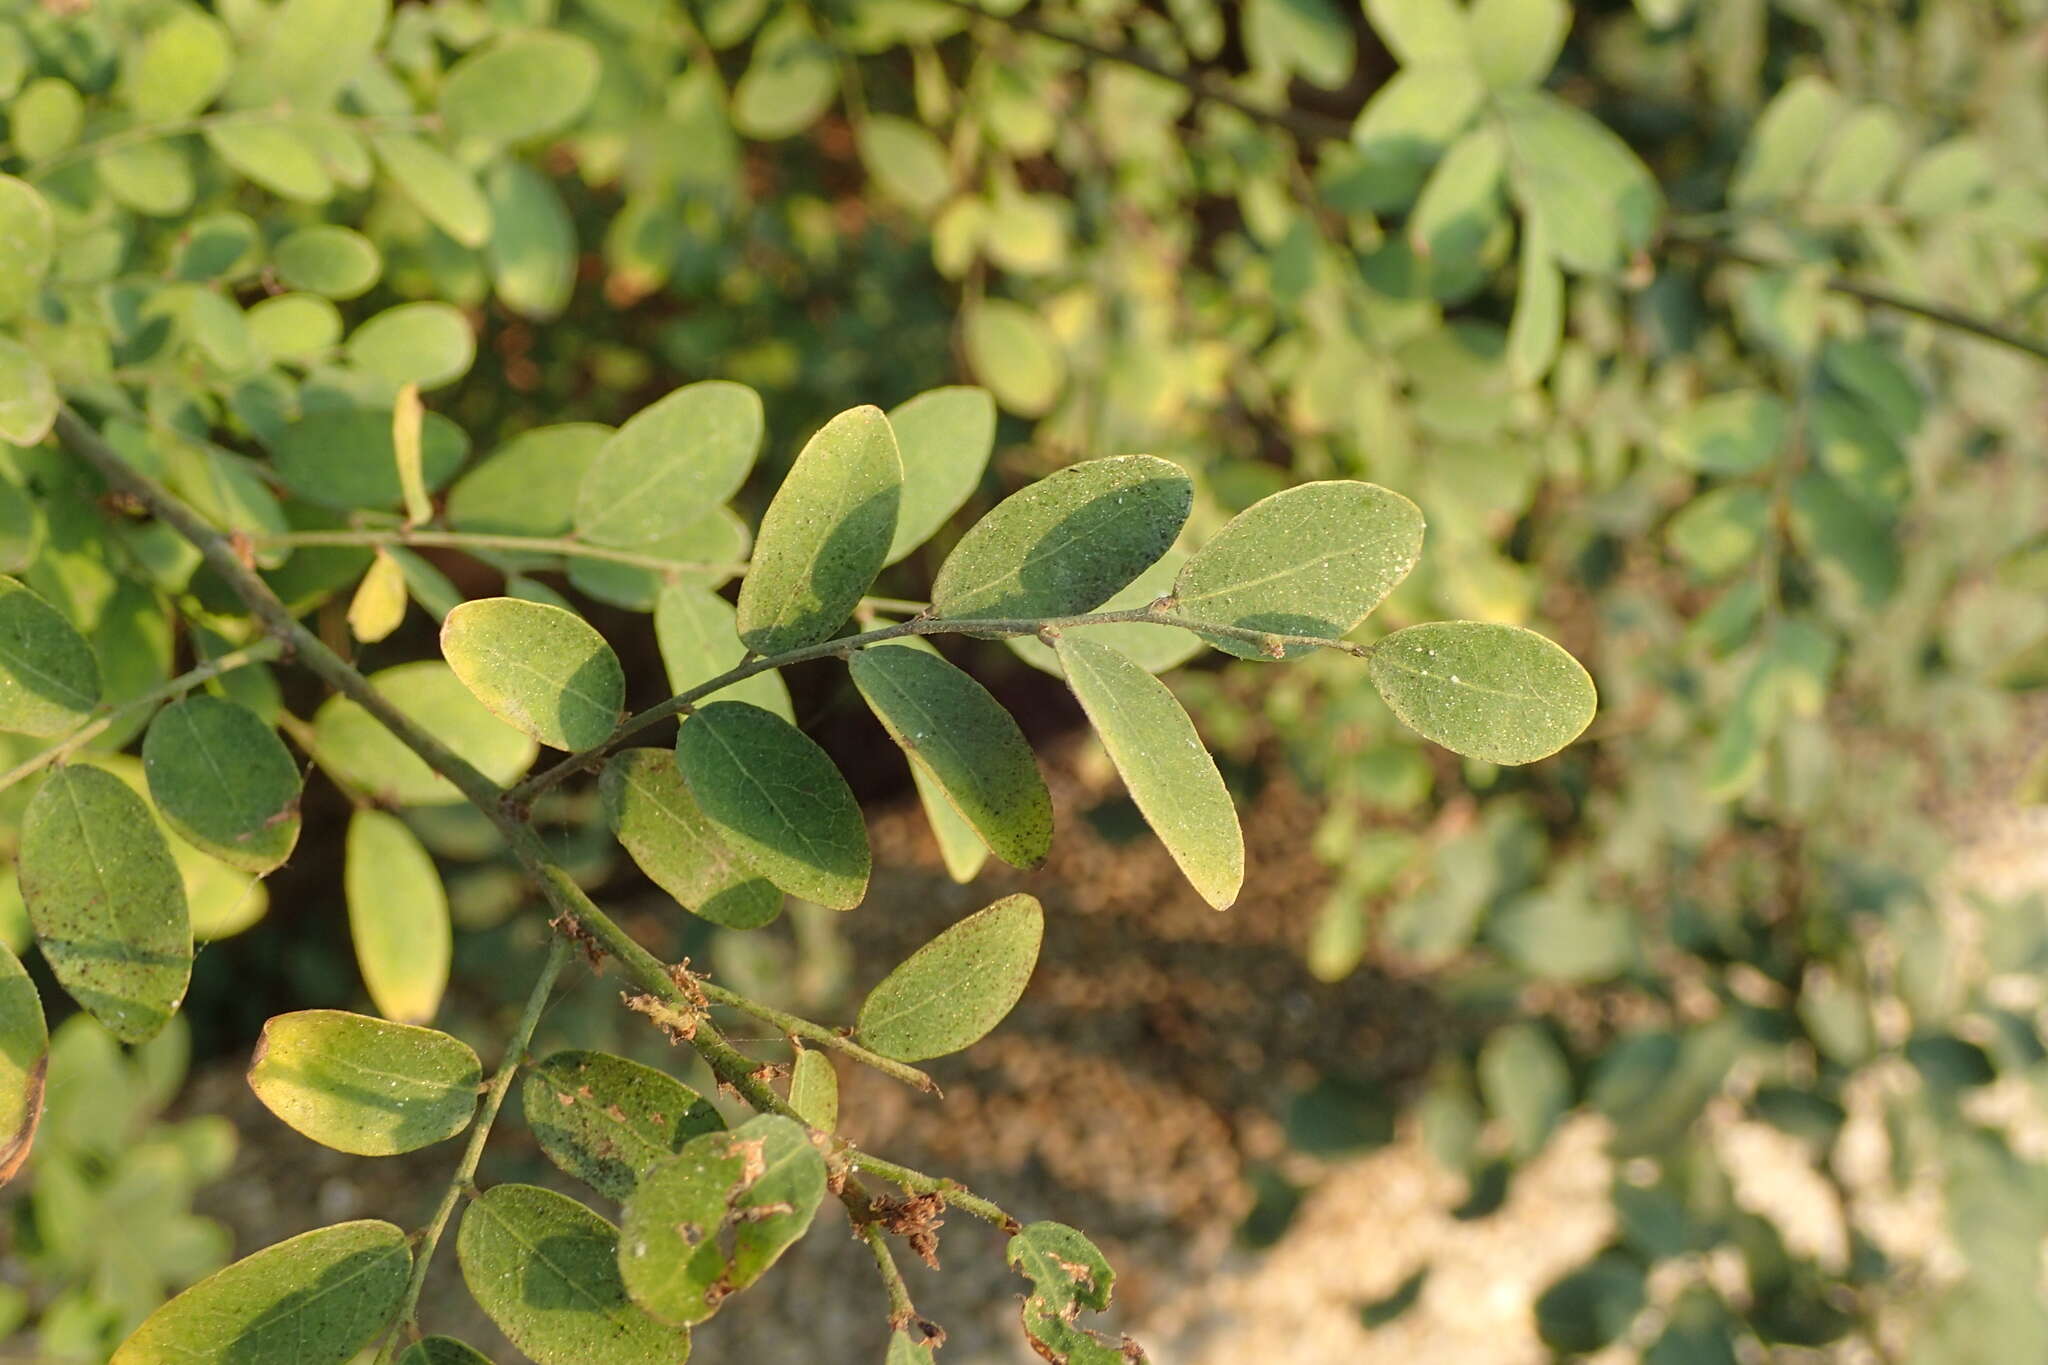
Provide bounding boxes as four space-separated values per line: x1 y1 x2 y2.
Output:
654 583 794 722
346 810 450 1024
1368 621 1596 764
1007 547 1202 678
0 575 100 736
524 1049 725 1202
0 943 45 1185
913 764 990 884
248 1009 480 1155
312 661 538 805
1054 634 1243 910
856 894 1043 1062
885 385 997 564
1478 1021 1571 1156
600 748 783 930
449 423 610 537
1660 390 1786 476
269 406 468 510
442 597 625 751
142 695 302 874
576 381 763 548
485 160 576 320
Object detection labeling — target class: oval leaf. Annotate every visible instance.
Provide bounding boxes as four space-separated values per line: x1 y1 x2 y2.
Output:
269 406 469 511
459 1183 690 1365
111 1221 410 1365
274 224 381 298
346 810 450 1024
1053 634 1243 910
345 302 475 392
523 1049 725 1202
849 644 1051 869
1367 621 1597 765
618 1114 827 1325
439 31 600 144
0 336 54 447
930 455 1191 620
736 405 902 654
674 702 870 911
142 695 302 873
0 575 100 735
311 661 538 806
372 133 492 248
885 386 997 564
19 765 191 1043
856 894 1043 1062
600 748 783 930
398 1339 495 1365
248 1009 481 1156
0 943 45 1185
1172 481 1424 660
654 583 793 721
442 597 624 751
448 422 611 537
787 1049 837 1132
575 380 762 549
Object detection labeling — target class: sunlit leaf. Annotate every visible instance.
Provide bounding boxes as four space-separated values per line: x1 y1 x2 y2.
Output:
311 661 538 806
441 597 624 751
731 10 837 140
347 547 409 643
371 133 492 248
346 810 450 1025
1498 89 1661 275
885 385 997 564
439 31 600 144
397 1339 495 1365
247 1009 480 1155
653 583 793 722
124 10 233 120
205 121 333 203
0 337 56 447
575 380 762 549
963 297 1065 416
600 748 784 930
1368 621 1597 764
1467 0 1569 88
142 695 302 874
0 943 45 1186
0 175 55 321
855 894 1043 1062
524 1049 725 1202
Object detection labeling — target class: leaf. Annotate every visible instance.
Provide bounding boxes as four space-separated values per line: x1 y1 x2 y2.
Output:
1667 485 1769 580
311 661 538 806
1407 124 1504 268
731 10 838 140
348 548 409 643
618 1114 827 1324
1661 390 1787 475
523 1049 725 1202
575 380 763 549
932 455 1192 621
371 133 493 248
1467 0 1569 88
1054 634 1243 910
1507 218 1564 383
247 1009 480 1155
887 1330 937 1365
1497 89 1662 276
1478 1021 1571 1156
855 894 1043 1062
346 810 450 1025
1369 622 1596 764
346 302 476 392
485 160 576 320
1732 76 1843 205
859 115 953 214
449 423 611 537
885 385 997 564
0 336 56 447
0 943 45 1185
0 175 55 321
439 31 601 144
205 121 333 203
1810 105 1907 206
963 297 1066 417
1364 0 1471 65
1172 481 1423 660
141 695 302 874
125 10 233 120
1244 0 1355 89
600 748 784 930
571 508 750 608
849 644 1052 869
736 405 902 653
398 1339 495 1365
441 597 625 751
19 766 191 1043
249 293 342 362
274 224 382 298
1006 1222 1134 1365
1789 469 1898 607
270 406 469 510
788 1050 837 1132
460 1184 690 1365
654 583 794 722
914 764 989 884
12 78 82 162
230 0 389 111
1348 63 1486 211
110 1220 410 1365
675 702 870 910
0 575 100 736
389 386 432 528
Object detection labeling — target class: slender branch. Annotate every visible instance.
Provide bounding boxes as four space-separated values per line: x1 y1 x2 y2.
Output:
0 639 282 792
1667 233 2048 364
848 1151 1016 1230
385 936 573 1355
696 981 940 1095
255 527 747 577
274 710 374 812
512 609 1370 802
861 1223 922 1332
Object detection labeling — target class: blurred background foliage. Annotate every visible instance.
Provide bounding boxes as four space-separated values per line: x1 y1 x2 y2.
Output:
3 0 2048 1360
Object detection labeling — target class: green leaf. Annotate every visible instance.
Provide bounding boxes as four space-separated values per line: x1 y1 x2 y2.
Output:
269 406 469 510
1498 89 1662 275
274 225 381 299
855 894 1043 1062
0 175 55 321
618 1114 827 1324
1173 481 1423 660
1732 76 1842 205
311 661 539 806
12 78 81 162
345 302 476 392
674 702 870 910
398 1338 495 1365
1369 620 1596 764
485 160 576 320
99 138 196 216
125 11 233 121
571 507 750 609
204 121 333 203
731 10 838 140
346 810 450 1024
371 133 493 248
849 644 1051 869
449 423 611 537
1789 469 1899 607
247 1009 480 1155
654 583 794 722
1054 634 1243 910
885 385 996 565
932 455 1192 620
1364 0 1471 65
1467 0 1568 88
914 764 990 884
347 548 409 643
439 31 601 144
0 336 56 447
1810 105 1907 206
737 405 902 653
460 1184 690 1365
110 1220 409 1365
0 943 45 1185
963 297 1066 417
859 115 954 214
1244 0 1355 89
249 293 342 362
230 0 389 111
19 766 190 1043
141 695 302 874
1348 63 1486 211
441 597 625 751
600 748 784 930
1667 485 1769 580
0 575 100 735
788 1049 837 1132
1506 218 1564 383
1478 1021 1571 1156
1407 124 1504 268
575 380 763 548
887 1331 937 1365
1006 1222 1133 1365
1660 390 1786 475
524 1049 725 1202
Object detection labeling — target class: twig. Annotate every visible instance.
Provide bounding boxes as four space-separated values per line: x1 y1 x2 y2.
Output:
255 527 747 577
861 1223 928 1335
697 980 941 1095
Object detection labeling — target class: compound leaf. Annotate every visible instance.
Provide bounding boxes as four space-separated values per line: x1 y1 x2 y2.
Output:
248 1009 480 1156
142 695 302 874
524 1049 725 1202
576 380 762 549
346 810 450 1025
442 597 624 751
600 748 783 930
855 894 1042 1062
1368 621 1597 764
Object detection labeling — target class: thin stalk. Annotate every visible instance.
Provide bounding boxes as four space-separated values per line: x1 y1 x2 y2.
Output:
273 710 374 812
255 527 746 577
847 1151 1015 1230
385 936 573 1355
697 980 940 1095
0 639 282 792
861 1223 921 1330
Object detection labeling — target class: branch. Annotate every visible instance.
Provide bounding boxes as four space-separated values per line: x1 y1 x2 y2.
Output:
1667 233 2048 364
695 980 941 1096
0 638 282 793
254 527 748 577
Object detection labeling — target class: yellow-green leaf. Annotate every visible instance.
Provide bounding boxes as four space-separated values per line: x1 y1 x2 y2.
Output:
855 894 1042 1062
788 1049 837 1132
885 385 996 565
0 175 55 321
601 748 784 930
347 548 409 643
311 661 538 806
1367 621 1597 764
0 943 45 1186
0 337 56 447
346 810 449 1025
441 597 624 751
575 380 762 549
653 583 793 722
371 133 493 248
248 1009 480 1155
274 225 382 299
440 31 600 144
